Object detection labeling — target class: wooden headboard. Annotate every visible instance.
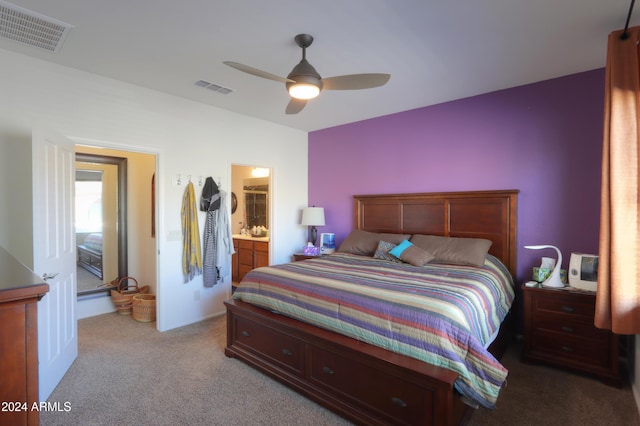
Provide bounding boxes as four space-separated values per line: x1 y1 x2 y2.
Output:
354 190 519 276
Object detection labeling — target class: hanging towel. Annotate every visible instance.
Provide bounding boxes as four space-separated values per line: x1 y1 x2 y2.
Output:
202 180 235 287
215 190 235 280
181 181 202 282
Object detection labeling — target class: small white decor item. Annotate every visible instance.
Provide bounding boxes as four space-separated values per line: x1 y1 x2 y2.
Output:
524 245 565 288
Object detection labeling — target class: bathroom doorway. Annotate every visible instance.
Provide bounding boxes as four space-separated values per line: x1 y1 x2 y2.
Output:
231 165 271 235
231 164 272 288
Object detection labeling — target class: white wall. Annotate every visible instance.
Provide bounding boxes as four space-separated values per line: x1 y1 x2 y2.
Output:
0 134 33 266
0 48 309 331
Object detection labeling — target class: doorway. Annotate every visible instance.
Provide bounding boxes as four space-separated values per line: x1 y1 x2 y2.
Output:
75 153 127 296
231 164 272 288
74 145 157 320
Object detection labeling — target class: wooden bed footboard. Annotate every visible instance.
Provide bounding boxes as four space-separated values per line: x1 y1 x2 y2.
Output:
225 299 471 426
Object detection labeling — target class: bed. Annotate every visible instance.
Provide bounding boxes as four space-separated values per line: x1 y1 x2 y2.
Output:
225 190 518 425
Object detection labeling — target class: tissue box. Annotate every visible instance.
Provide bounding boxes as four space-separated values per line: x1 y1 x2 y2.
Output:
303 245 320 256
532 267 567 283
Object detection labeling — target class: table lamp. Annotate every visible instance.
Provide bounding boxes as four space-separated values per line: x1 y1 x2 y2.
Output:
301 207 325 246
524 244 565 288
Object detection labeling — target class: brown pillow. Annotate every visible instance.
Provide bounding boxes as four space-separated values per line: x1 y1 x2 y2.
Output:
398 245 435 267
409 234 492 266
338 230 411 256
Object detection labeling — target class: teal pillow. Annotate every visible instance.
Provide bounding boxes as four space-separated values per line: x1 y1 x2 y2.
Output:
389 239 413 258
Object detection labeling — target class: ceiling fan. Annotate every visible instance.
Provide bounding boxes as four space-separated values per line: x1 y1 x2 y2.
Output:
224 34 390 114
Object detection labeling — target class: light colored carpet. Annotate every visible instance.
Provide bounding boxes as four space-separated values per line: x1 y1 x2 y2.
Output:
41 312 640 425
41 313 351 425
468 340 640 426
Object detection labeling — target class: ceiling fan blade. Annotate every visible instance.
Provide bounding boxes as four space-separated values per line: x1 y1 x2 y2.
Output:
223 61 294 84
322 73 390 90
285 98 307 115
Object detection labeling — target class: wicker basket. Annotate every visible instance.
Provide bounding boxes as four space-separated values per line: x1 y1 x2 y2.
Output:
110 277 150 316
132 294 156 322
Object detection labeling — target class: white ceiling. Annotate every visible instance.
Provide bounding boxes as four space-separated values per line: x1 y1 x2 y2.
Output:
1 1 637 132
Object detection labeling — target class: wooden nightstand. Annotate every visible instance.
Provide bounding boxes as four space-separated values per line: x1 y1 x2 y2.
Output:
522 284 621 386
292 253 322 261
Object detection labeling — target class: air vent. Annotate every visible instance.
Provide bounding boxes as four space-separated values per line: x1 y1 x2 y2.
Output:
0 1 73 53
195 80 233 95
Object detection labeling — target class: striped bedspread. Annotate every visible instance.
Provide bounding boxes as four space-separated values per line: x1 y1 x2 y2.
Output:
233 252 515 409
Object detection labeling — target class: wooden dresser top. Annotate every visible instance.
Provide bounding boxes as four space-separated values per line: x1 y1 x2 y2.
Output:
0 246 48 303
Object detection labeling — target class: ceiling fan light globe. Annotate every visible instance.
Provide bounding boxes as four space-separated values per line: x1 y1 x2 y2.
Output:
289 83 320 99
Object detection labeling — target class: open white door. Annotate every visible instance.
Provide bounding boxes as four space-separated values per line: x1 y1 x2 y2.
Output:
32 129 78 402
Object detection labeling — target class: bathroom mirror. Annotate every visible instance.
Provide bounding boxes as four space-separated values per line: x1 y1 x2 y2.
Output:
244 181 268 228
231 165 271 234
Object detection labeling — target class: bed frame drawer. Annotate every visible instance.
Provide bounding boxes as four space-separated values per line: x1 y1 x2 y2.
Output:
230 314 304 376
308 345 430 425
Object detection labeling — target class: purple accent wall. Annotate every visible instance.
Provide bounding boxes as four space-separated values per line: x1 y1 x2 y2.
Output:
309 69 605 282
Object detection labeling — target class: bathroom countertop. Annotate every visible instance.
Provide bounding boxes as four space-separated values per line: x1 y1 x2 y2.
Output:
232 234 269 243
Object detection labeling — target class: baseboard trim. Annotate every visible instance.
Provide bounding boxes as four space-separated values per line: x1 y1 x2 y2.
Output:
77 292 115 319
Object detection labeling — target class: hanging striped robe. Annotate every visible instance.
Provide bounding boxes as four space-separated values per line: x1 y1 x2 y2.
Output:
201 176 222 287
202 210 219 287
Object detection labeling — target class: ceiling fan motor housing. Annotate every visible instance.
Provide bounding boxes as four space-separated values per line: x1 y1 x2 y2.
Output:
287 59 323 92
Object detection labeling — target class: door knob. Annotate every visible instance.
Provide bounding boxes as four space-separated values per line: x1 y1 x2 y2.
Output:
42 272 59 281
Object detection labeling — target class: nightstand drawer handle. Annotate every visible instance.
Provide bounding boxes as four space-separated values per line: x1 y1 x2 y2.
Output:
391 397 408 408
241 330 250 337
322 366 335 375
561 305 575 313
561 345 574 352
281 348 293 356
561 326 574 333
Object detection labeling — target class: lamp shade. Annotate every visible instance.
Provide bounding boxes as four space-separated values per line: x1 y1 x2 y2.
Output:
301 207 325 226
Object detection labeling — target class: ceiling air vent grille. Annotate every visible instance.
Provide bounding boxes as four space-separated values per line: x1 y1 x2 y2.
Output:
0 1 73 53
195 80 233 95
